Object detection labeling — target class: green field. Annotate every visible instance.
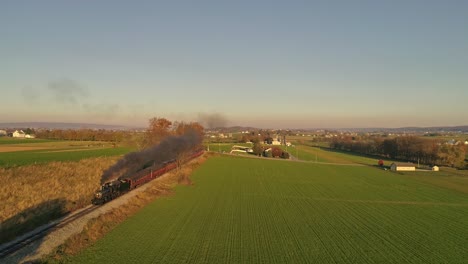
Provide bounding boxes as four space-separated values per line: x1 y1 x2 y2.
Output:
67 156 468 263
204 142 399 167
0 147 132 167
287 145 400 166
0 138 133 167
0 137 60 145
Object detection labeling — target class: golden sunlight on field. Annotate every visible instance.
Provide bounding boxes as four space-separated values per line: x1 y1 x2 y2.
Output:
38 147 109 153
0 146 49 152
0 157 119 243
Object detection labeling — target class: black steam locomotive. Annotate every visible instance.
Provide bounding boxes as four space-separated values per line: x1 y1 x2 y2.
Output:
92 149 203 205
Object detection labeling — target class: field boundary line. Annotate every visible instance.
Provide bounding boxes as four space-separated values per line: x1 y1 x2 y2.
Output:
216 152 365 166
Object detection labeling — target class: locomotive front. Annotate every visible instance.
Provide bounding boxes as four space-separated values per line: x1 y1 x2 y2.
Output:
92 180 119 205
92 179 132 205
92 184 108 205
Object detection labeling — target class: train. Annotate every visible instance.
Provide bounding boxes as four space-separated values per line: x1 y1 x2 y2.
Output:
92 149 204 205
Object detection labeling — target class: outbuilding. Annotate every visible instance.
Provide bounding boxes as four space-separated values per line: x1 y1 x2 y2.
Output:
12 130 26 138
390 163 416 171
432 166 439 171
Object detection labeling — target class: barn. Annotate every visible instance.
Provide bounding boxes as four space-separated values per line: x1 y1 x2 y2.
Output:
12 130 26 138
390 163 416 171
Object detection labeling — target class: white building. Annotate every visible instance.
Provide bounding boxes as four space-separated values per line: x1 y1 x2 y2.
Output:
271 138 281 145
12 130 26 138
0 129 6 136
390 163 416 171
432 166 439 171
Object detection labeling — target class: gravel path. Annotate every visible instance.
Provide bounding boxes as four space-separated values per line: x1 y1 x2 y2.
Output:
2 172 173 264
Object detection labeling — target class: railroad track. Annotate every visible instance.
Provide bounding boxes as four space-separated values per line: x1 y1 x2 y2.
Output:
1 152 204 260
0 205 99 259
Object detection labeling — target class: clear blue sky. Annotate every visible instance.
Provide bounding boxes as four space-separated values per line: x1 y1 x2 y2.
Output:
1 0 467 128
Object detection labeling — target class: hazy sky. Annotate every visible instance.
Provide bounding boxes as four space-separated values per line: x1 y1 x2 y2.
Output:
1 1 467 128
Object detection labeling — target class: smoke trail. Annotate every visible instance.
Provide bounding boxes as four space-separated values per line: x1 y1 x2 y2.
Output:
21 86 40 104
100 131 202 184
197 113 227 129
48 79 89 104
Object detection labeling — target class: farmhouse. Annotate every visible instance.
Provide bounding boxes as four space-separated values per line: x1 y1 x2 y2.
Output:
0 129 6 136
271 138 281 145
12 130 26 138
390 163 416 171
432 166 439 171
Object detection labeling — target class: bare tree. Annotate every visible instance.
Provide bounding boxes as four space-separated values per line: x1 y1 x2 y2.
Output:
143 117 172 148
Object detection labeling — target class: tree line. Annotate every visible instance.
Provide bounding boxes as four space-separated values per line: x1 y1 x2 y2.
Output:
35 117 205 149
330 136 466 168
36 129 131 142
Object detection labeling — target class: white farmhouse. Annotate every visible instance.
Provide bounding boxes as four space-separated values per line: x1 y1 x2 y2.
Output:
390 163 416 171
271 138 282 145
12 130 26 138
0 129 6 136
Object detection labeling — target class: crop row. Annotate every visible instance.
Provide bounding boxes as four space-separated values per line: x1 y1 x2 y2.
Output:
69 156 468 263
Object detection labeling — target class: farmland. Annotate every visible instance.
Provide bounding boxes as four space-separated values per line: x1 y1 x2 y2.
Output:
0 138 60 145
0 138 133 167
0 157 120 244
0 137 135 241
67 155 468 263
204 142 399 166
285 145 404 166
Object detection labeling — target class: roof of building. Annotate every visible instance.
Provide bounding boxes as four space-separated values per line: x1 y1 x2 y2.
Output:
390 162 416 167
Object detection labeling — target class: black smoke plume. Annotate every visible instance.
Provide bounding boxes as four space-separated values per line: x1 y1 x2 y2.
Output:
100 131 202 184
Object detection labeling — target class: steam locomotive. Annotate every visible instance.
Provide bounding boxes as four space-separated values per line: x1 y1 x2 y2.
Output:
92 149 204 205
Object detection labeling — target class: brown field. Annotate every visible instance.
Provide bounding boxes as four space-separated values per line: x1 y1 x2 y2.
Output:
0 157 119 244
38 147 108 153
0 140 114 155
0 146 49 152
